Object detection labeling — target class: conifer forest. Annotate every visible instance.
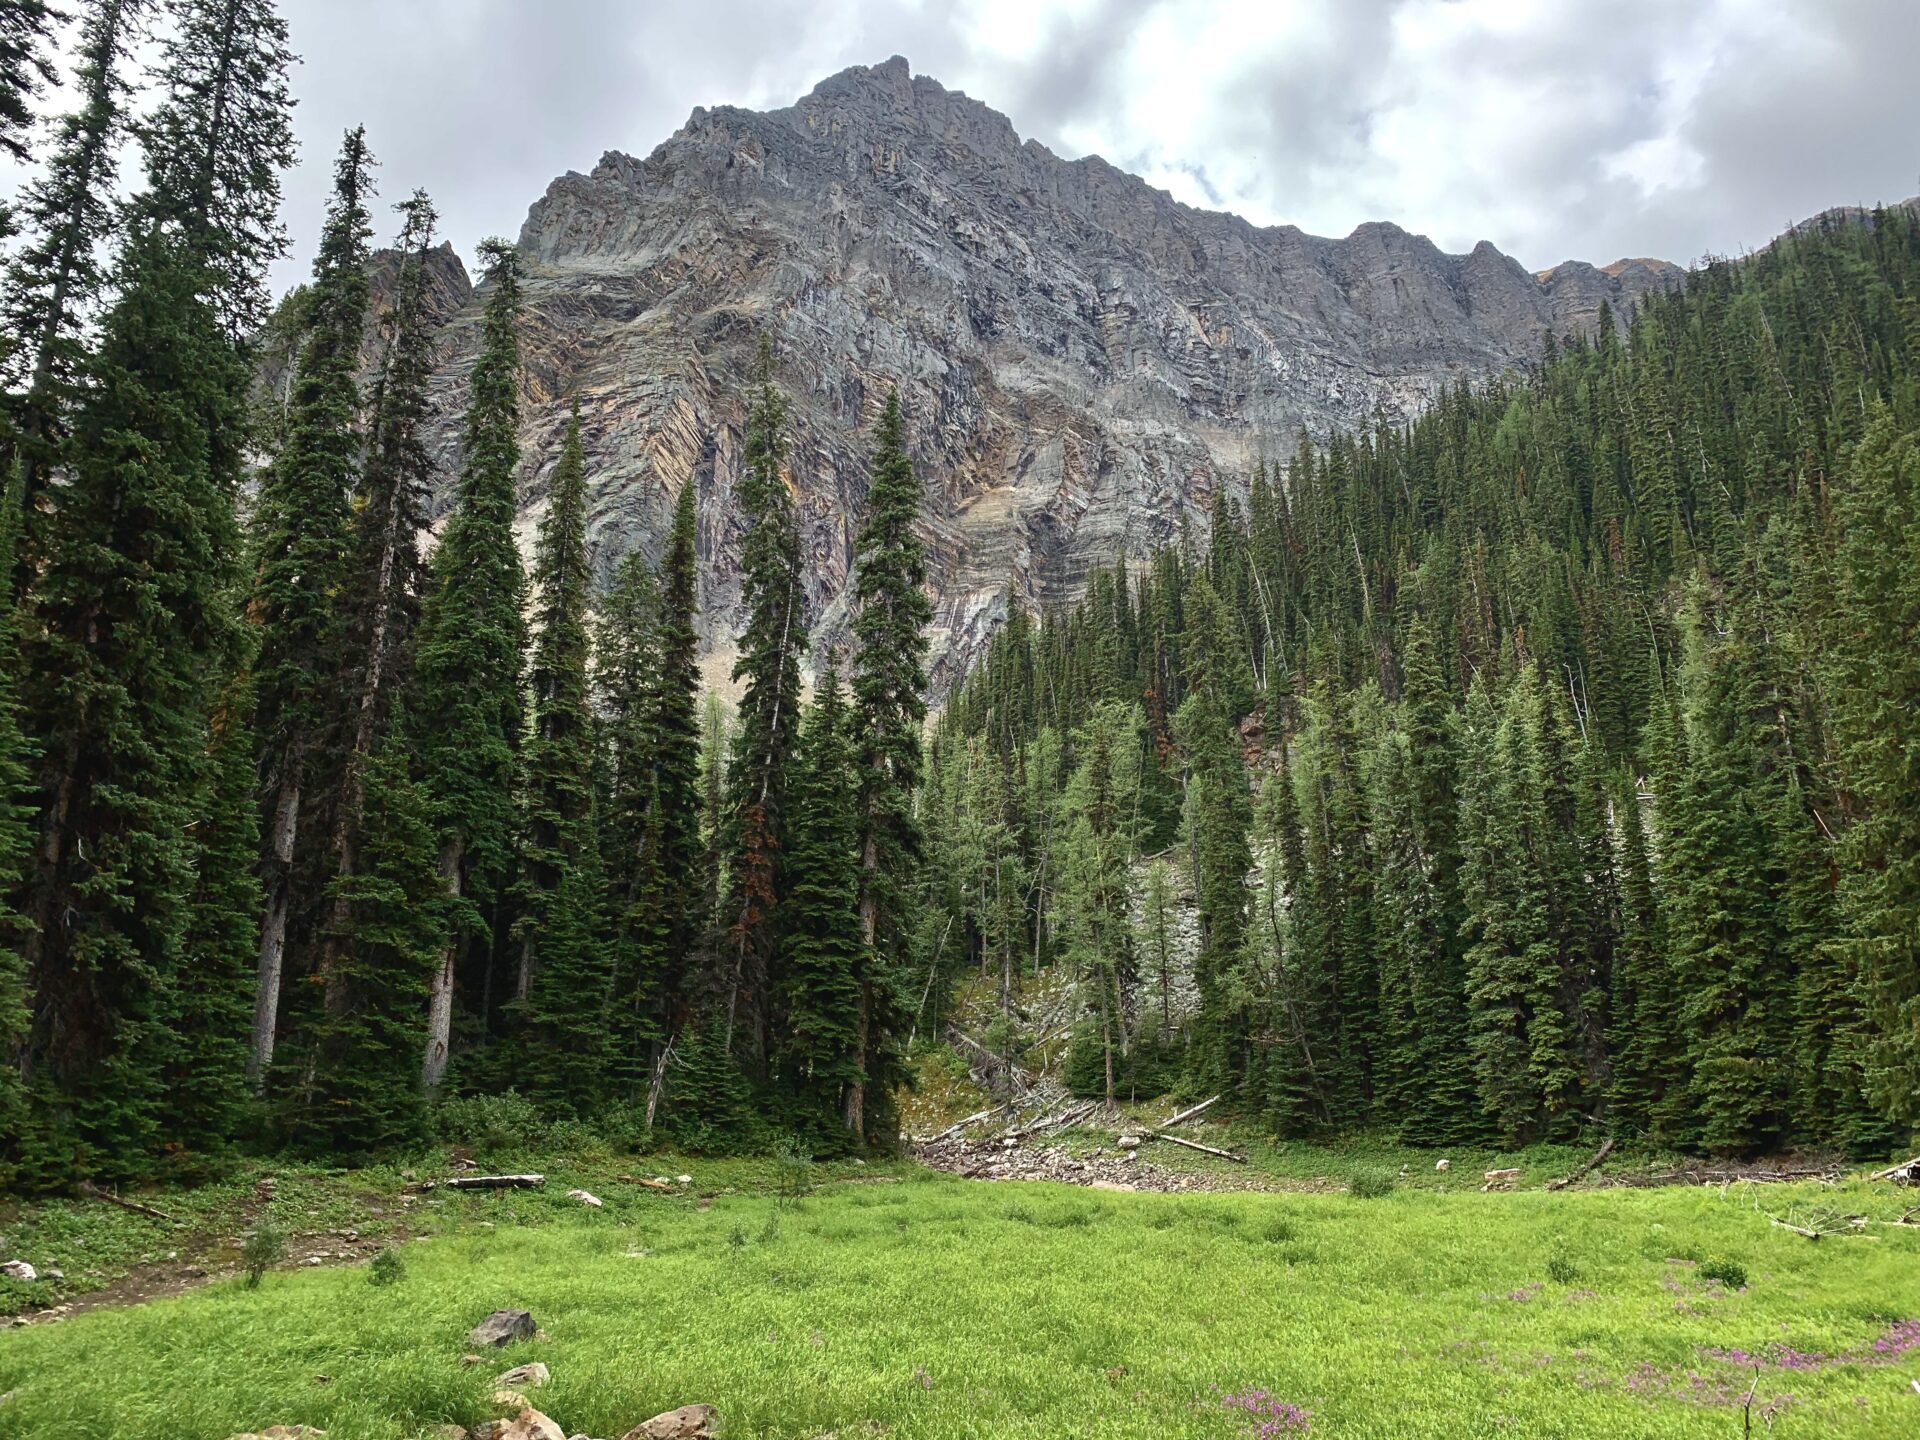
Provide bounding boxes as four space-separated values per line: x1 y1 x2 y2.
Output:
0 0 1917 1202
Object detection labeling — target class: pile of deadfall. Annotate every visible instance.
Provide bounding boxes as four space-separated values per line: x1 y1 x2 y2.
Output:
914 1136 1266 1193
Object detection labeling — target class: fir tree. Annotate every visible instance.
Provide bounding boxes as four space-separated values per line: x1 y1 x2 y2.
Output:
2 0 149 557
0 0 56 164
247 127 375 1090
312 191 443 1018
847 388 930 1139
1830 408 1920 1135
417 239 526 1092
719 336 806 1078
292 723 439 1156
774 668 866 1147
517 406 612 1113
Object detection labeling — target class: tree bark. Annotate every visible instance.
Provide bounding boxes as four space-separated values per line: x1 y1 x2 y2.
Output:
422 835 464 1092
247 768 301 1091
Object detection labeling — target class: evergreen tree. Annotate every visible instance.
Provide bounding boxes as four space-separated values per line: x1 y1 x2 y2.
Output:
847 388 930 1139
719 337 806 1078
1831 408 1920 1135
17 0 292 1176
0 0 56 164
518 406 612 1113
312 191 442 1018
2 0 149 557
639 479 704 1091
292 723 439 1156
774 668 866 1146
247 127 375 1090
417 239 526 1092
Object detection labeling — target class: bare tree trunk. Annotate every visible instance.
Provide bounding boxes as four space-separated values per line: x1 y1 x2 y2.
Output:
248 770 301 1091
422 836 464 1093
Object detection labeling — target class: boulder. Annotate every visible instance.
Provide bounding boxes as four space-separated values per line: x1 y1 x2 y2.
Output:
497 1362 551 1388
1115 1136 1142 1151
1435 1159 1451 1172
485 1410 565 1440
468 1309 537 1348
620 1404 718 1439
1 1260 36 1281
566 1189 604 1209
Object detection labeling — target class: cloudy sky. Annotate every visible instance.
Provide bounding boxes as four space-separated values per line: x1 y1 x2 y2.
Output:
23 0 1920 291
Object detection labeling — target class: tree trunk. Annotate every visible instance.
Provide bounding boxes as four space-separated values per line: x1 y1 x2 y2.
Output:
422 835 464 1092
247 769 301 1091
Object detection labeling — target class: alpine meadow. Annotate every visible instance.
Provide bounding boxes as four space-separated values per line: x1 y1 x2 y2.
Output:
0 3 1919 1438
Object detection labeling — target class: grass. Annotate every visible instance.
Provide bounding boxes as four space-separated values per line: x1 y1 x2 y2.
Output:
4 1169 1918 1437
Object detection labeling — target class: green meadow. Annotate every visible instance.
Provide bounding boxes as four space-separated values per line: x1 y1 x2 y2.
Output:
3 1164 1918 1439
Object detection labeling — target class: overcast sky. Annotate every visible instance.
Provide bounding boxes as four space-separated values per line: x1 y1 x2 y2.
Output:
22 0 1920 292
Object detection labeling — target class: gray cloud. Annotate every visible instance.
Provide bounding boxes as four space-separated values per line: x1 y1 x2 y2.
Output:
16 1 1919 291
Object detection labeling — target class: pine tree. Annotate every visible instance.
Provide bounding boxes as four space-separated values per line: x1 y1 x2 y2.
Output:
312 191 442 1018
1830 408 1920 1135
17 2 292 1176
640 479 704 1088
247 127 375 1090
774 669 866 1146
1176 577 1253 1093
719 337 806 1078
596 545 658 1092
141 0 294 337
847 388 930 1139
164 659 261 1169
518 406 612 1114
2 0 149 559
292 723 439 1156
417 239 527 1092
0 0 56 164
0 476 46 1186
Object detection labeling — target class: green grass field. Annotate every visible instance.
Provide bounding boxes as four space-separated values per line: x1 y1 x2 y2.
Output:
3 1163 1918 1439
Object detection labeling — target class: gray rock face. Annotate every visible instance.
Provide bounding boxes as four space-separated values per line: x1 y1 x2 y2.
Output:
417 56 1680 693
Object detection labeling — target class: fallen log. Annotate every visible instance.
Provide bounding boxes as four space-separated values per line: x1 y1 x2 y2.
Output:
921 1107 1000 1143
618 1175 675 1191
1482 1167 1522 1192
1769 1216 1823 1240
1144 1130 1245 1163
1159 1094 1222 1131
78 1181 178 1225
1005 1101 1095 1141
442 1174 545 1191
1546 1137 1616 1192
1869 1154 1920 1183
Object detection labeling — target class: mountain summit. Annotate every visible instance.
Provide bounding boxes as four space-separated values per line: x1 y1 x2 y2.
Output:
420 56 1678 689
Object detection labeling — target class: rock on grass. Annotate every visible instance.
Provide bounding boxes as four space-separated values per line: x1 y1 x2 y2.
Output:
468 1309 536 1348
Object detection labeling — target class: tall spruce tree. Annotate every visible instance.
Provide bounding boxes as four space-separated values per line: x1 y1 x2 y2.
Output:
1830 408 1920 1135
417 239 527 1092
0 0 55 164
847 387 930 1138
518 406 612 1113
247 127 375 1090
774 668 865 1146
16 0 291 1178
719 337 806 1079
2 0 149 560
313 191 443 1017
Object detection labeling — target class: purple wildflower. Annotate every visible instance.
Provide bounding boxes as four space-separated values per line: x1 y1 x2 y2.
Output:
1221 1388 1314 1435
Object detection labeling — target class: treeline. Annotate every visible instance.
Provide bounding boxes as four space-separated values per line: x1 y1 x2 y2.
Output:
928 206 1920 1157
0 0 931 1189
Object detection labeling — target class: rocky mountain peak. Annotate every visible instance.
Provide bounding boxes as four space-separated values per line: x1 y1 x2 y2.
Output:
421 57 1686 694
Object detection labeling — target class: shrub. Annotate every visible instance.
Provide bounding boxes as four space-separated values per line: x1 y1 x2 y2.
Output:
432 1091 547 1154
1348 1168 1396 1199
1545 1255 1578 1285
368 1249 404 1287
1700 1256 1748 1290
774 1136 814 1209
727 1222 748 1251
756 1211 781 1245
241 1220 286 1289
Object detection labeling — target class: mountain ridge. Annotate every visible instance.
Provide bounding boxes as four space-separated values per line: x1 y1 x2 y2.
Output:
414 55 1688 690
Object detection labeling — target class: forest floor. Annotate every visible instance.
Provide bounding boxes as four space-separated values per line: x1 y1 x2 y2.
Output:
2 1122 1919 1438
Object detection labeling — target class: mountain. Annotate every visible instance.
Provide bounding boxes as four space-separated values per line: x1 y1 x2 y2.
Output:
413 55 1681 692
